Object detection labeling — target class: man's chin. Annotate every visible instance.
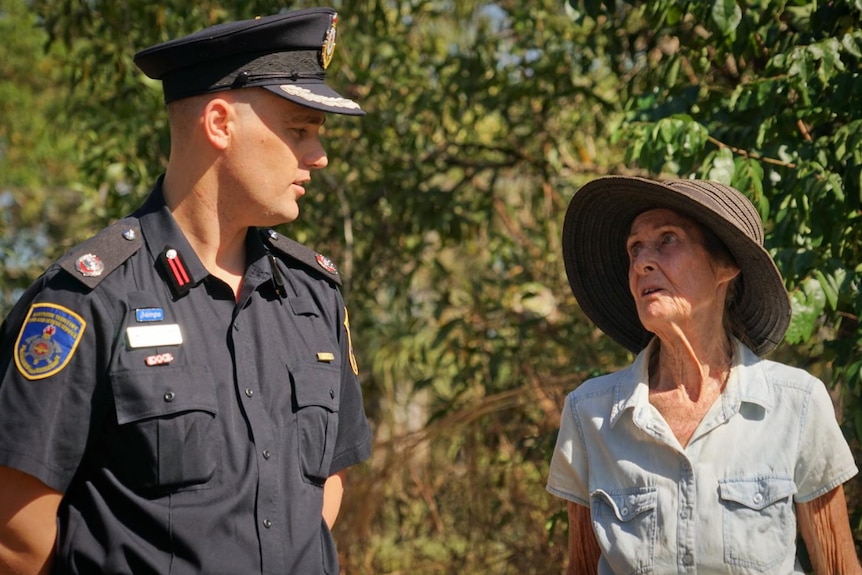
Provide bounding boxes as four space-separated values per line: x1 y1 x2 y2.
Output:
260 206 300 228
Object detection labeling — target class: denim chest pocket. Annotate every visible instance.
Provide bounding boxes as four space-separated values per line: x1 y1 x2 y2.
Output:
591 487 657 575
718 476 797 572
109 366 218 492
291 362 340 487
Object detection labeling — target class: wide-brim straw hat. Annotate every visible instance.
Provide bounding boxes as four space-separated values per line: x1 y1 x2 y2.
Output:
562 176 791 355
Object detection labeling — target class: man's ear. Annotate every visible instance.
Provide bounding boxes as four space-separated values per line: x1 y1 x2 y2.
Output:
201 97 233 150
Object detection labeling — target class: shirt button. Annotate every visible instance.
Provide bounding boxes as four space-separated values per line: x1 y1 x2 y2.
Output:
164 391 175 402
620 507 629 517
329 389 335 399
683 553 694 566
263 449 271 459
245 388 254 398
680 508 690 520
753 493 764 504
263 519 272 529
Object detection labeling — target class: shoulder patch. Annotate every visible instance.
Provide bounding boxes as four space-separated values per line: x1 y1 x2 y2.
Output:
261 229 342 287
14 303 86 380
58 218 143 289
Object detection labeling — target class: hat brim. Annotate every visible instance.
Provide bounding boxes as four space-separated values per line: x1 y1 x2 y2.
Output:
263 82 364 116
562 176 791 355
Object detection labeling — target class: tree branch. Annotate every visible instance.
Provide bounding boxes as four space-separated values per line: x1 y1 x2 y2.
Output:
707 135 797 169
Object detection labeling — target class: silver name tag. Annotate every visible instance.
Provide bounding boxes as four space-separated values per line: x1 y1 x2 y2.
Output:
126 324 183 348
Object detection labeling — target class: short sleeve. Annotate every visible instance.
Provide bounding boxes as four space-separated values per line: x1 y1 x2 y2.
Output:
546 393 590 506
0 271 111 492
327 302 371 476
794 377 858 502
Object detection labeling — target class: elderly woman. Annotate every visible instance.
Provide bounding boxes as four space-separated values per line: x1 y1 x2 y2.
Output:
547 176 860 574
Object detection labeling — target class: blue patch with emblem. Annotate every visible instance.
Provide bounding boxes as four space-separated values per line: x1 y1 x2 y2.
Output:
136 308 164 322
14 303 87 381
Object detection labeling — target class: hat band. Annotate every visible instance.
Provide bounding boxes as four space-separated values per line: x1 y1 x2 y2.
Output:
162 50 324 103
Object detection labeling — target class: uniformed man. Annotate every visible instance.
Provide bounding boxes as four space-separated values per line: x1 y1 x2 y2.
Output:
0 7 372 574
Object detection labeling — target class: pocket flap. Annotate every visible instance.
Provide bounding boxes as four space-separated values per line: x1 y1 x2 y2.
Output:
591 488 657 522
111 366 216 424
291 363 340 411
719 477 797 510
289 297 320 317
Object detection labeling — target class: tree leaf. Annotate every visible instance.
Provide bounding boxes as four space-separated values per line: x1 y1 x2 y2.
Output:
786 277 827 344
711 0 742 36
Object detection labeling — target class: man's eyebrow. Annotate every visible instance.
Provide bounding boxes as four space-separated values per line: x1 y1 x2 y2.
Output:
287 114 327 126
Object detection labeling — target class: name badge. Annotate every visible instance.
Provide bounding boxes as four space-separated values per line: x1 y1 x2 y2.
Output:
126 324 183 349
135 308 164 322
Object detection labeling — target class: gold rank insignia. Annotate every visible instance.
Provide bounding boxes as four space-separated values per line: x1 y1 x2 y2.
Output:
344 306 359 375
320 13 337 70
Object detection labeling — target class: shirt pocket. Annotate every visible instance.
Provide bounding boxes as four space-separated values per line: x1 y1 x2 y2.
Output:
290 362 340 487
108 366 218 492
718 476 797 572
590 487 657 575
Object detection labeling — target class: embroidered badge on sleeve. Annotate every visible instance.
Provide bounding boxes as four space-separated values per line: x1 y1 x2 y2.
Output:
14 303 87 380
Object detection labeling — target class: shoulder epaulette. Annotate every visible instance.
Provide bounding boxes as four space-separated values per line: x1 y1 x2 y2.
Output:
58 217 144 290
260 228 342 287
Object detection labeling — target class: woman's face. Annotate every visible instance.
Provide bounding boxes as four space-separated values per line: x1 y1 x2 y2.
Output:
626 208 740 338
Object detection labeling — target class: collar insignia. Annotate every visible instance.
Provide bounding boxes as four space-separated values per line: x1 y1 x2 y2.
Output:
158 246 193 299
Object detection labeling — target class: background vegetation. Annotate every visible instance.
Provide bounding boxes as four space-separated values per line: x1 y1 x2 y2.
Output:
1 0 860 572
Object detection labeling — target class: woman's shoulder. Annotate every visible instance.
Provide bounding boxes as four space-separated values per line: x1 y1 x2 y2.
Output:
567 361 640 401
747 353 821 391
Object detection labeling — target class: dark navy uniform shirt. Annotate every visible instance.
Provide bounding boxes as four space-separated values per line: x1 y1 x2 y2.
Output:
0 182 372 574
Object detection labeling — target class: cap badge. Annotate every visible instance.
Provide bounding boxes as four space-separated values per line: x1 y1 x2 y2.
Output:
320 13 338 69
316 253 338 274
76 253 104 277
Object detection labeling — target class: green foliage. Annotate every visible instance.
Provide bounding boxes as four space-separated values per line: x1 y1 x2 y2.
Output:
0 0 84 310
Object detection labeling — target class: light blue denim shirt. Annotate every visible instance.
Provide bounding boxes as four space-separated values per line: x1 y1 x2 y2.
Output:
547 338 858 574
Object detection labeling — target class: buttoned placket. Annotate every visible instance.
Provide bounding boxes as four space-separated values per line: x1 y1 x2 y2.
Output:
633 401 701 573
231 260 285 574
677 456 697 572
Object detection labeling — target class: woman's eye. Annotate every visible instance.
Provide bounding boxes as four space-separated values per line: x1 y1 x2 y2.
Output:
661 233 675 244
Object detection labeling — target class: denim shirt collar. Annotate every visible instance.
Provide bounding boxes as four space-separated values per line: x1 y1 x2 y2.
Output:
609 337 775 427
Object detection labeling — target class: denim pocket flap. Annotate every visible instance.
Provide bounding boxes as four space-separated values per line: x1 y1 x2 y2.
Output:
592 488 657 522
719 477 796 510
111 366 216 424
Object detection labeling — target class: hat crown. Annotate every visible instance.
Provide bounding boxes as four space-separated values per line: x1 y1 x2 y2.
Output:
665 179 764 246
